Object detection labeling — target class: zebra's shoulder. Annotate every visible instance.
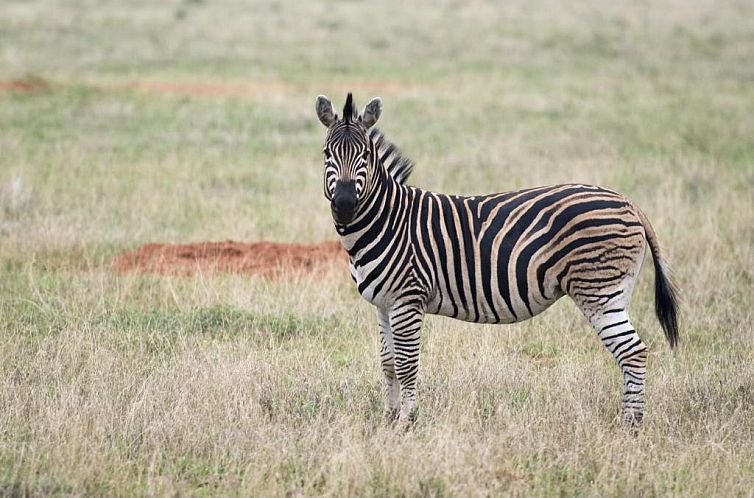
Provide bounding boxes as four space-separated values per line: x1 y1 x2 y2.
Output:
369 128 414 185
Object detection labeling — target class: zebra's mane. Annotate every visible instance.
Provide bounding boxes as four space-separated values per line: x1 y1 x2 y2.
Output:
369 128 414 185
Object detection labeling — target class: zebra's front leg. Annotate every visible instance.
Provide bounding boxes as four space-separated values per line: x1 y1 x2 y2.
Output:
377 308 400 421
388 303 425 426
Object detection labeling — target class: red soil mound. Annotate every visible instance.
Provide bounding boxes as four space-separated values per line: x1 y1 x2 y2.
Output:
112 240 348 277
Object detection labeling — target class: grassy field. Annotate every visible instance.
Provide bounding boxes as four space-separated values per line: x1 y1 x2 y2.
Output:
1 0 753 496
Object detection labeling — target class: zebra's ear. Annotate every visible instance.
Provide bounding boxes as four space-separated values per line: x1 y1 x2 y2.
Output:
315 95 337 127
361 97 382 129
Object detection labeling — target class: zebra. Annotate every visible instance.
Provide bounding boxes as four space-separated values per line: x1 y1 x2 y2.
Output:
314 93 679 428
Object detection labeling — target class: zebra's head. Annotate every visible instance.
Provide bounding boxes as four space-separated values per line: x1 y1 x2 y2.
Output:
315 92 382 225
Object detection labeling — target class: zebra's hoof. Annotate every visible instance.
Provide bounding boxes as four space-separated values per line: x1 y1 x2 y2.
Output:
394 407 417 431
622 410 644 435
395 416 414 432
384 408 399 423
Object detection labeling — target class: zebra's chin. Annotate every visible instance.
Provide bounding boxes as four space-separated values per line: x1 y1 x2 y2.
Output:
332 210 355 226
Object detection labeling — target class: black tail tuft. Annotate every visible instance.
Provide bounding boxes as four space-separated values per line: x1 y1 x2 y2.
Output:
652 255 680 348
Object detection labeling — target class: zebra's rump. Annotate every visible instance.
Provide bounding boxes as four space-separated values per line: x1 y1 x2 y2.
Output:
412 184 647 324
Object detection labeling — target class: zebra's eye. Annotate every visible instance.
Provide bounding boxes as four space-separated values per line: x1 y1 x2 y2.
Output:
323 149 332 160
361 150 370 161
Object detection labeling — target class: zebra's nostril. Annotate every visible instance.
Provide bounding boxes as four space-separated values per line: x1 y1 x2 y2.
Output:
334 195 356 212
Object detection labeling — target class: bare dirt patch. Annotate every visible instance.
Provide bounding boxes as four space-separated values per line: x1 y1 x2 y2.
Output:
112 240 347 277
0 79 50 93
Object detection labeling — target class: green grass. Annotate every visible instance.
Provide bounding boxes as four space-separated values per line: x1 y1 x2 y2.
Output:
1 0 753 496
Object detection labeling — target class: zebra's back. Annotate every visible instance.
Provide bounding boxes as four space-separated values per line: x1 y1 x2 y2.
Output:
410 184 647 324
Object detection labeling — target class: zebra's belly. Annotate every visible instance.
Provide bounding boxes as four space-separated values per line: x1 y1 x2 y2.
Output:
426 287 564 324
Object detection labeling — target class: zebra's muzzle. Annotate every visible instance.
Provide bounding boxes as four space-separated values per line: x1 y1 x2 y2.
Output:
331 180 358 225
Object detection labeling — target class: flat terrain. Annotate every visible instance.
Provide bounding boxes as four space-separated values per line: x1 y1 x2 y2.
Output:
1 0 753 496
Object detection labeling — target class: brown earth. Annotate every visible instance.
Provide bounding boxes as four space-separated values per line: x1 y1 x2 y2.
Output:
0 79 50 92
112 240 348 277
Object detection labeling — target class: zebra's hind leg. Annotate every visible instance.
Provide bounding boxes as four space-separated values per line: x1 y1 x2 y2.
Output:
582 306 648 428
377 308 400 421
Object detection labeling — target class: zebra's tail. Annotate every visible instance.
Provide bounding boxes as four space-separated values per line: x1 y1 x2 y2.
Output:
637 207 680 348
